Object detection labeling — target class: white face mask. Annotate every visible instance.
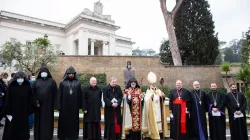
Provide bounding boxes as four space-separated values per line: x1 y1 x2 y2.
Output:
41 72 48 78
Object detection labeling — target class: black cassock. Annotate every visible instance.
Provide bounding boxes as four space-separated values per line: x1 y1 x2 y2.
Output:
207 91 226 140
103 85 123 139
57 67 82 140
33 67 58 140
190 90 208 140
169 88 192 140
82 85 102 140
0 71 33 140
226 92 248 140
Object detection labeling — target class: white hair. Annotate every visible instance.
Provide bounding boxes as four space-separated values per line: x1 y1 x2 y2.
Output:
90 77 97 82
193 81 199 86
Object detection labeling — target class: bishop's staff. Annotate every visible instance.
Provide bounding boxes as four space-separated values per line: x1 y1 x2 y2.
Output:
159 77 166 140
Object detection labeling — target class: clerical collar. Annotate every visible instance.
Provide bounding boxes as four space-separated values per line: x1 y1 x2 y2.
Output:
89 85 96 89
212 90 217 92
177 88 182 91
110 85 115 88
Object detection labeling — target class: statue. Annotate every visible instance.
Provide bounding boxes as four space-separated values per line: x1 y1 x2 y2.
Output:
123 61 135 88
94 1 103 15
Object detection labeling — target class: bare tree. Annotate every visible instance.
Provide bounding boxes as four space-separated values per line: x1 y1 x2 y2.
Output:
160 0 184 65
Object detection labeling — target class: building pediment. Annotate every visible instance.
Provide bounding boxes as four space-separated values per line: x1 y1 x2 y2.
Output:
83 8 114 23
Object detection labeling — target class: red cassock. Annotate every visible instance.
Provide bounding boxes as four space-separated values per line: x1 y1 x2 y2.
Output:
173 98 186 134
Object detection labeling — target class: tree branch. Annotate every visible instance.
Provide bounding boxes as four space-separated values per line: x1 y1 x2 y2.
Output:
172 0 184 20
160 0 167 13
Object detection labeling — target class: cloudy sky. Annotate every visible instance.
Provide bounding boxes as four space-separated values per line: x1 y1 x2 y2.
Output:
0 0 249 50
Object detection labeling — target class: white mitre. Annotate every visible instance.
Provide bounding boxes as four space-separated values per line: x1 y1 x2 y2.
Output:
147 71 157 84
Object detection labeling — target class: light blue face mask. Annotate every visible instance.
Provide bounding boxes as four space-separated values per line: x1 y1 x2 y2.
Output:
41 72 48 78
17 78 24 84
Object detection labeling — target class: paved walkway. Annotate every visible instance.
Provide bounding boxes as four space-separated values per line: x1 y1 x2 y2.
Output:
0 118 249 140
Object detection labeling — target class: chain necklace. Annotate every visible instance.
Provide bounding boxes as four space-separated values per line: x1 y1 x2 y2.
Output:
231 92 240 107
212 91 217 106
68 80 75 95
177 89 182 100
194 90 202 105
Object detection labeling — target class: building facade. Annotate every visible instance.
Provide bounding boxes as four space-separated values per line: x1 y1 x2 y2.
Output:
0 1 134 56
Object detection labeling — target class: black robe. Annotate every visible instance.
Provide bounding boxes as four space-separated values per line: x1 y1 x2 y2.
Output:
207 91 226 140
82 85 102 140
33 67 58 140
190 90 208 140
57 67 82 140
0 78 7 112
0 71 33 140
226 92 248 140
169 88 192 140
103 85 123 139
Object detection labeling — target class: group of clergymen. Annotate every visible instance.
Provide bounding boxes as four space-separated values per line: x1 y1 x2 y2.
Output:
0 60 248 140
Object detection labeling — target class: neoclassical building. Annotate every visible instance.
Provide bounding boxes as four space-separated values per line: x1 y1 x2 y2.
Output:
0 1 134 56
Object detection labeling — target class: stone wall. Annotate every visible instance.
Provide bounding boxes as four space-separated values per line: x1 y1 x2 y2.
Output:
54 56 224 88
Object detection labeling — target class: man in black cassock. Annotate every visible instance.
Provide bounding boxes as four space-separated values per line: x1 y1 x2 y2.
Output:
226 83 248 140
190 81 208 140
169 80 191 140
0 74 7 127
82 77 102 140
103 77 123 139
57 66 82 140
207 83 226 140
0 71 33 140
33 66 58 140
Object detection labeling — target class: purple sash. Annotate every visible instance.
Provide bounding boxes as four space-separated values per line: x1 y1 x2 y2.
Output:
208 104 225 115
194 94 206 140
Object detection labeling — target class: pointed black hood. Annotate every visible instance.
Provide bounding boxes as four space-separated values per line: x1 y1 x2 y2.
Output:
37 66 53 79
126 77 140 89
62 66 78 80
8 71 29 86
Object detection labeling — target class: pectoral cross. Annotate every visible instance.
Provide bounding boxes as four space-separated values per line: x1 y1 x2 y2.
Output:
214 102 217 106
237 103 240 107
199 101 202 105
69 89 73 95
178 97 181 100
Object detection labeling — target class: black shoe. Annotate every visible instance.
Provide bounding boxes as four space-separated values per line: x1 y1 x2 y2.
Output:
0 123 4 127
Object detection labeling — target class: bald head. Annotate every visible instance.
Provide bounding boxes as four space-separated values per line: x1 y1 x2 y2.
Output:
193 81 200 90
176 80 182 89
90 77 97 87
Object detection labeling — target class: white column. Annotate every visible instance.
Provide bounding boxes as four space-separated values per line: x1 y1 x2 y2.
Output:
90 39 95 55
109 35 116 55
102 41 108 55
78 30 88 55
68 35 74 55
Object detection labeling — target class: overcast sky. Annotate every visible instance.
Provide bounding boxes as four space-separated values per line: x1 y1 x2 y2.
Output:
0 0 249 50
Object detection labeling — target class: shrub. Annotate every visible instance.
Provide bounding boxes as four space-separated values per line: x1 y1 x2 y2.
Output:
77 73 107 88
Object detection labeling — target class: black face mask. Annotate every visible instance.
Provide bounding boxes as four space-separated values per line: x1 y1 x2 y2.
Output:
231 89 237 93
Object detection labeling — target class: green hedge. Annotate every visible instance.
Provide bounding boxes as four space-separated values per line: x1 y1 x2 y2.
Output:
77 73 107 88
141 86 227 98
191 88 227 94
